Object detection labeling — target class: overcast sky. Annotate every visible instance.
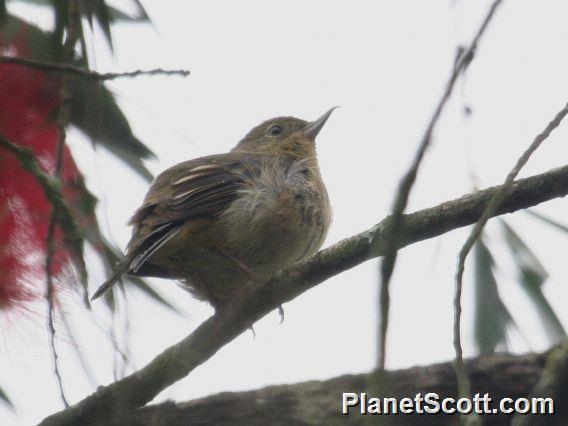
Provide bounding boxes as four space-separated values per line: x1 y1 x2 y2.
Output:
2 1 568 424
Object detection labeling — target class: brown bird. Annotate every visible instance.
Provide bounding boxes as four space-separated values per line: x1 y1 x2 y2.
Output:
91 108 335 310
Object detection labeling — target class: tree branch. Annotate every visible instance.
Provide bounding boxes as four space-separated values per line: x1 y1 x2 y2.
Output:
39 164 568 425
111 351 551 426
0 55 190 80
378 0 503 373
44 0 81 407
453 101 568 411
514 342 568 425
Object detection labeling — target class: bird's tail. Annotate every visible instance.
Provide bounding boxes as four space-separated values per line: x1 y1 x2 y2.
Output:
91 260 130 301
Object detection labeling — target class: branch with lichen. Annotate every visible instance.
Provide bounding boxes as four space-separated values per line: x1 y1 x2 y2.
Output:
39 163 568 426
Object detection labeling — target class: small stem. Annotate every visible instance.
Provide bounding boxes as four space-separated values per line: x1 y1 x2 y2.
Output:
0 55 190 80
377 0 503 374
453 101 568 424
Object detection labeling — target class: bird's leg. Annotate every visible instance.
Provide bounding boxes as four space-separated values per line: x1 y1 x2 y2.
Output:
214 297 257 337
216 247 286 323
215 247 284 329
215 246 263 283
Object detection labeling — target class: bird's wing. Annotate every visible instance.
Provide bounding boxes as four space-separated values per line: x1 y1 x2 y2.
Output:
124 153 257 274
131 153 253 226
92 153 265 299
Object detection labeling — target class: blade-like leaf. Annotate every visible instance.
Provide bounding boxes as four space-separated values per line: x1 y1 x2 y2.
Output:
1 15 60 61
131 0 150 21
69 77 155 182
0 0 7 23
473 236 516 354
77 16 90 69
11 0 151 22
0 386 13 409
1 16 155 181
501 220 567 344
67 174 177 314
501 220 547 279
129 276 182 314
52 0 66 46
108 6 149 22
91 0 114 52
526 209 568 234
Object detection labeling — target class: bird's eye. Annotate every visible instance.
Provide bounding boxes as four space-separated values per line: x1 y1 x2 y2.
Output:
267 125 283 136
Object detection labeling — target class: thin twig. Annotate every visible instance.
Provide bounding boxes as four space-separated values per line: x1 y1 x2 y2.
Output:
39 163 568 426
0 55 190 80
377 0 503 372
0 133 84 279
44 0 82 408
453 102 568 405
59 313 98 387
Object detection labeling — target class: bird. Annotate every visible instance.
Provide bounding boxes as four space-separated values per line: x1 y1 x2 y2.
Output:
91 108 335 311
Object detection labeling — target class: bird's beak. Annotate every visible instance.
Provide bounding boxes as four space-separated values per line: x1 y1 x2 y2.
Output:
303 107 339 139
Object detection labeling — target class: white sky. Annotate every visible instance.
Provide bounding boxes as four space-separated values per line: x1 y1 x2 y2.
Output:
2 1 568 424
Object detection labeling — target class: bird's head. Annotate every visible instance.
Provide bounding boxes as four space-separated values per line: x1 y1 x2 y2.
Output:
233 108 337 158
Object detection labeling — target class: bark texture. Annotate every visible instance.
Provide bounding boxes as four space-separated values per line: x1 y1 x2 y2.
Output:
40 165 568 426
110 352 561 426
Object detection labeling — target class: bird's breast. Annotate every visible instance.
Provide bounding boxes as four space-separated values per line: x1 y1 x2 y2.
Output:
215 158 331 276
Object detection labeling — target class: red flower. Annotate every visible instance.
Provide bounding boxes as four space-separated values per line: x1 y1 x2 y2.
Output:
0 27 87 310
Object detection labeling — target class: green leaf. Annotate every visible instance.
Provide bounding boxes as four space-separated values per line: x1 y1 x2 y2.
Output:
108 6 149 22
11 0 151 22
1 15 60 61
0 386 13 409
526 209 568 234
94 1 113 52
52 0 66 46
86 0 114 52
0 1 7 23
129 276 182 314
131 0 150 21
69 77 155 181
473 236 516 354
1 15 155 181
501 220 567 344
66 172 178 314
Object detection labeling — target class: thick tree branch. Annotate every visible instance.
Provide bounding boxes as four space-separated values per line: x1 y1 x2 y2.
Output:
111 351 552 426
0 55 190 80
514 342 568 425
40 164 568 425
